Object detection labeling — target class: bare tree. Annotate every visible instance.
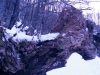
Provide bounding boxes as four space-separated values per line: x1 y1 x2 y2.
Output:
0 0 19 29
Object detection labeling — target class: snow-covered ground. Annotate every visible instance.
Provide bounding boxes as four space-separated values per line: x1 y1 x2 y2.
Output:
47 53 100 75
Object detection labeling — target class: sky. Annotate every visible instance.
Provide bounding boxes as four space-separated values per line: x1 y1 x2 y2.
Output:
47 53 100 75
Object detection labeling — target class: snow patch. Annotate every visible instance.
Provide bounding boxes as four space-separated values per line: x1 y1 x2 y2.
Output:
3 20 59 42
85 28 88 32
4 27 59 42
40 33 59 41
62 33 66 37
23 26 29 31
16 20 22 27
12 32 33 42
93 32 98 35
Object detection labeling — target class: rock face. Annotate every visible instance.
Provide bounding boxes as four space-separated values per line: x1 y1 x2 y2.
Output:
51 6 97 60
0 5 98 75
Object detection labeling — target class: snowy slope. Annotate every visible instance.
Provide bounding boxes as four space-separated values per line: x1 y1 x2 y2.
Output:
47 53 100 75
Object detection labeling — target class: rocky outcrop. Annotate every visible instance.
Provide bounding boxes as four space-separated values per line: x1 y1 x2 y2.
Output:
0 5 98 75
51 6 97 60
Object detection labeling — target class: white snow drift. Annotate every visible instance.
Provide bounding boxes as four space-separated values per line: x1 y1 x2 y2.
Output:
47 53 100 75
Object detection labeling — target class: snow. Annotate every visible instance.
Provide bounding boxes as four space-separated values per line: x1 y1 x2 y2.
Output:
16 20 22 27
4 26 59 42
47 53 100 75
62 33 66 37
93 32 97 36
72 1 100 25
39 33 59 41
89 2 100 12
12 32 33 42
85 28 88 32
23 26 29 31
12 32 59 42
3 20 59 42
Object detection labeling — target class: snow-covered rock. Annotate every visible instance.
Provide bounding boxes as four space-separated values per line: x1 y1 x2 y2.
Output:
4 26 59 42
